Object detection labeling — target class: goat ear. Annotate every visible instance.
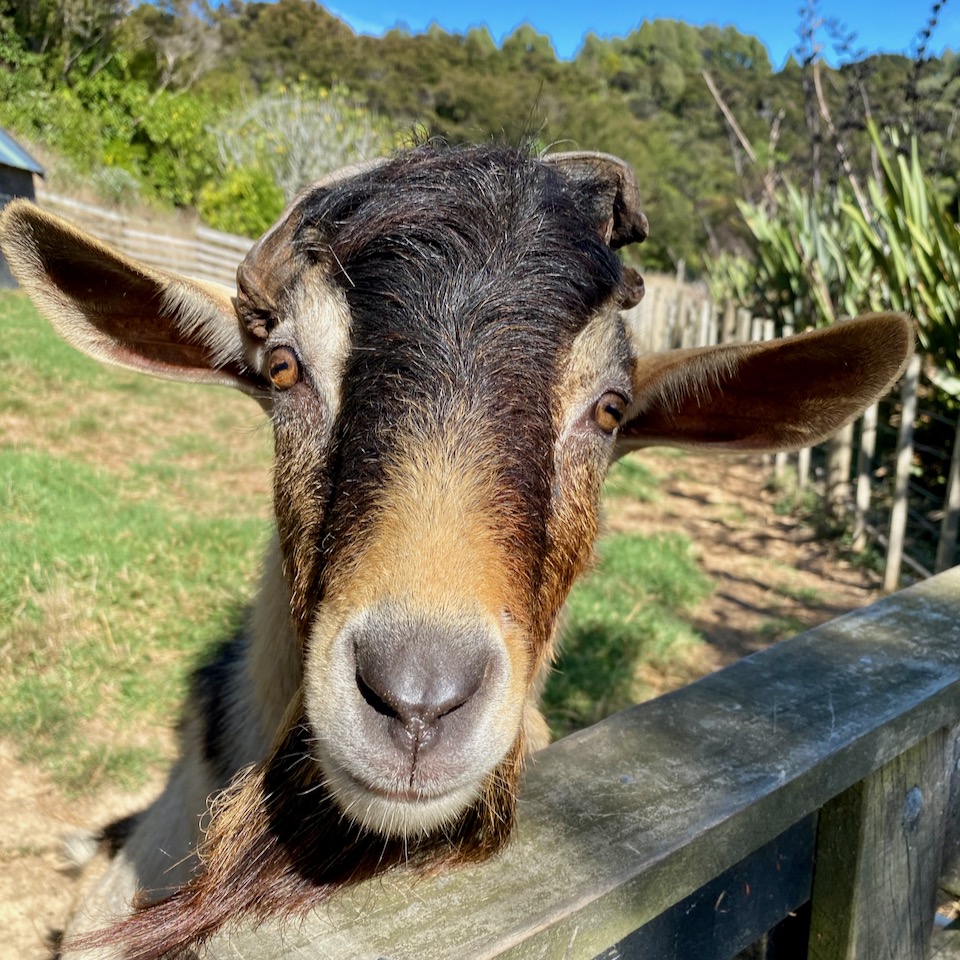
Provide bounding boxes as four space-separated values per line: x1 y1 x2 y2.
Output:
543 151 649 249
618 313 914 454
0 200 266 395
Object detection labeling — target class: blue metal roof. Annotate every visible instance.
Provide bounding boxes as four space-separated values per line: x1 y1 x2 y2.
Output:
0 128 44 177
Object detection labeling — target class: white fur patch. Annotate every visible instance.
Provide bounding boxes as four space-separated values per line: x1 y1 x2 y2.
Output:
278 276 353 422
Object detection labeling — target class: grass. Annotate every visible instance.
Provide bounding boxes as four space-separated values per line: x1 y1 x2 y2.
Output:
757 615 811 642
0 290 713 791
0 290 272 793
545 530 711 738
602 456 659 502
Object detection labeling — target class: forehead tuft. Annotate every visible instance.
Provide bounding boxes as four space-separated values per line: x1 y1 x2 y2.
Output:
291 145 623 344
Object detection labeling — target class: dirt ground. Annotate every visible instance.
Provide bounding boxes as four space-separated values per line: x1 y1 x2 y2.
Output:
0 452 887 958
610 451 884 689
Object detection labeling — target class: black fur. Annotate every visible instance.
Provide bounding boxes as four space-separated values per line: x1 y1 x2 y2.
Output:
191 635 246 786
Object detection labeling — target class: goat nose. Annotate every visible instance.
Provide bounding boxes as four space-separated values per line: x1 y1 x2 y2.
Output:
353 617 492 751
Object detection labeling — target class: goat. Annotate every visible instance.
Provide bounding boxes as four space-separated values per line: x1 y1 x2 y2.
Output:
0 144 912 960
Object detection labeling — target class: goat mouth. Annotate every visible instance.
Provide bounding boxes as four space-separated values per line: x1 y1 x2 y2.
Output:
342 768 457 806
318 750 480 836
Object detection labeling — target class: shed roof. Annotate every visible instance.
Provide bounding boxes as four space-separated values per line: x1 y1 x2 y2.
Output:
0 128 44 177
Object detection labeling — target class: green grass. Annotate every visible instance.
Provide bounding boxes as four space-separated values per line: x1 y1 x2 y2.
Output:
0 291 272 793
545 531 712 738
756 615 811 642
0 290 715 790
602 456 659 502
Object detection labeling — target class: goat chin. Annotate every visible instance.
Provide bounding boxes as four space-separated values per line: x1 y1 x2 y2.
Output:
316 746 482 837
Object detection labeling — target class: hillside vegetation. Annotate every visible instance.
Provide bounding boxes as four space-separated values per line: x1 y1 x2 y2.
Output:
1 0 957 272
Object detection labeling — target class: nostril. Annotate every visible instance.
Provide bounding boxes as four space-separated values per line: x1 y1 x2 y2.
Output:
356 670 402 720
355 658 484 726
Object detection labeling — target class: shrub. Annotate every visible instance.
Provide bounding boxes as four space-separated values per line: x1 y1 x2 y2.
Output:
197 166 285 237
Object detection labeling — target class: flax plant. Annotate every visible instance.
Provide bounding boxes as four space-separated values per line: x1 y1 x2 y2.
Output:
841 122 960 379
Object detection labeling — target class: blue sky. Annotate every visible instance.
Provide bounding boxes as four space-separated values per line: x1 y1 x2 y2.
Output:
324 0 957 67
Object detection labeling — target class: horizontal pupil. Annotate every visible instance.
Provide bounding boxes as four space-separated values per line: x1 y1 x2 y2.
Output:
272 361 289 375
605 404 623 421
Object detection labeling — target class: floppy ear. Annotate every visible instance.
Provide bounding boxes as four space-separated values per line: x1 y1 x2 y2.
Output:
618 313 914 454
543 151 649 249
0 200 266 395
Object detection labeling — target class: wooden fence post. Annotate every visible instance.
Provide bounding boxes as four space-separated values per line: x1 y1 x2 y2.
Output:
851 403 878 553
797 447 812 491
807 728 952 960
825 423 855 518
884 353 921 592
697 300 714 348
723 300 737 343
762 320 776 469
651 287 667 351
935 417 960 573
680 301 695 348
774 324 794 484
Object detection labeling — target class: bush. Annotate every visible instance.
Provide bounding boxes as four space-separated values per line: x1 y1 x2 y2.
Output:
197 166 285 237
211 85 398 201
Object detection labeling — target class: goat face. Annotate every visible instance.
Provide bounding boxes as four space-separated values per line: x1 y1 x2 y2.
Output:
233 148 646 837
0 146 912 929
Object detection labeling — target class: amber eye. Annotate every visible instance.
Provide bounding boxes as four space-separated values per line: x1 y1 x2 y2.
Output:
594 392 627 434
268 346 300 389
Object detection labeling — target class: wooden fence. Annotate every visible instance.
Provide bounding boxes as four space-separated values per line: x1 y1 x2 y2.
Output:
35 190 252 288
623 284 960 593
198 569 960 959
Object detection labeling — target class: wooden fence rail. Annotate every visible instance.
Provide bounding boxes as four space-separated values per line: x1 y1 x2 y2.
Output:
35 190 252 288
199 569 960 959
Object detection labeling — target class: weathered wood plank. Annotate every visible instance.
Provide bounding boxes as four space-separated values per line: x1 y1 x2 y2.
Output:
808 729 952 960
599 815 815 960
940 727 960 896
201 570 960 960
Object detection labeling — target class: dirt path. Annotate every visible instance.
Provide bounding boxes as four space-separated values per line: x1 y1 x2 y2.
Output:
0 452 883 958
613 451 881 691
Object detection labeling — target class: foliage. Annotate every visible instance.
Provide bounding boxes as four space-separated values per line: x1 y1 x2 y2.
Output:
1 0 956 267
210 85 398 202
3 0 126 82
717 122 960 375
0 55 223 206
704 250 756 313
735 182 874 329
197 164 284 237
841 123 960 377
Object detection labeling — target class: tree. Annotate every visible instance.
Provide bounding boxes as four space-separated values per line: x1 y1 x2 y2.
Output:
120 0 220 93
5 0 127 81
211 85 397 200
